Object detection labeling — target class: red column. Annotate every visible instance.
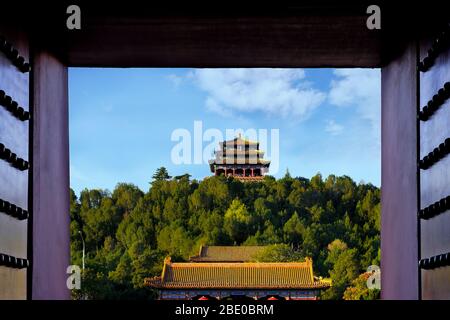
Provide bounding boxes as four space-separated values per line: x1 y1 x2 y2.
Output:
251 168 254 177
232 168 236 176
243 168 246 176
224 168 227 176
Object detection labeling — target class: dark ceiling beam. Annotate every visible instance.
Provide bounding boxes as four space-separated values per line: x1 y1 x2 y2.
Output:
62 15 383 68
2 1 447 68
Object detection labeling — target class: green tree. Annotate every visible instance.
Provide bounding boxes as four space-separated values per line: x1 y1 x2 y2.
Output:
70 172 380 300
112 183 144 216
322 241 359 300
152 167 171 182
253 244 303 262
157 222 196 259
325 239 348 267
283 212 305 246
223 199 252 244
343 272 381 300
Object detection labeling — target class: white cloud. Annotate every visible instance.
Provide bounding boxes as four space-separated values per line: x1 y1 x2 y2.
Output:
325 119 344 136
188 69 326 119
328 69 381 138
326 69 381 174
205 97 233 117
166 74 184 87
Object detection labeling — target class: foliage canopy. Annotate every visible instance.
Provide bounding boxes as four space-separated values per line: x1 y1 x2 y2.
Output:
70 168 380 300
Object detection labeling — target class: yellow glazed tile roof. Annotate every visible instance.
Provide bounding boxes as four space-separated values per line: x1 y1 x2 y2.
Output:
145 257 331 289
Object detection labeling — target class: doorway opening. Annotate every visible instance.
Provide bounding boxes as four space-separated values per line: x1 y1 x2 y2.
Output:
68 67 381 300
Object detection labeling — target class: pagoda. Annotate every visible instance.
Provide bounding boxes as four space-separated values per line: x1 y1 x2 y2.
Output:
208 134 270 182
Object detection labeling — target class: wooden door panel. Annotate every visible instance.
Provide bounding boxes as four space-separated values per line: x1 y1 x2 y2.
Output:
0 28 30 300
419 26 450 299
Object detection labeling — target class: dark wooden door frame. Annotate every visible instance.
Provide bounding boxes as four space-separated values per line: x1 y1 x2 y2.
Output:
24 2 447 299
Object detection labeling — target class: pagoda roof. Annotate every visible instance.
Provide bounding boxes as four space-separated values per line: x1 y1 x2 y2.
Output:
145 257 331 290
222 136 259 146
209 159 271 166
215 149 264 155
190 245 266 262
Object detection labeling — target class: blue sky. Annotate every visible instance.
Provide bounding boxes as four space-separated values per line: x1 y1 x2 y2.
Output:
69 68 380 195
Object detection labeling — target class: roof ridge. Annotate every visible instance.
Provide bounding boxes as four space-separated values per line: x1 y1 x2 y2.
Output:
170 262 310 267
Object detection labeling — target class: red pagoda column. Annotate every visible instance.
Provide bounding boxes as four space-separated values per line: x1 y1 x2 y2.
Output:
251 168 254 177
243 168 246 176
232 168 236 176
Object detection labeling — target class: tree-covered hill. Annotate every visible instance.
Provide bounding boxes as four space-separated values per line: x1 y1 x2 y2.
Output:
70 168 380 300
